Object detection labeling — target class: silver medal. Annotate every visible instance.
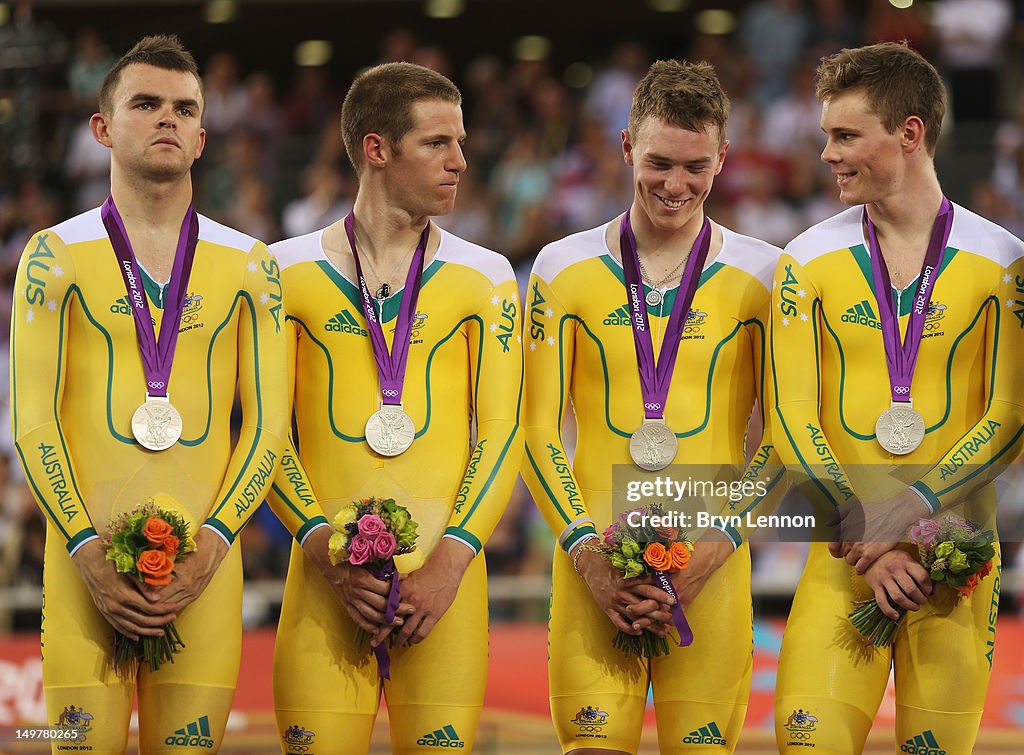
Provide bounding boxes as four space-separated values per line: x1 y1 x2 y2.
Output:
365 404 416 456
645 289 663 307
875 400 925 455
629 418 678 471
131 395 183 451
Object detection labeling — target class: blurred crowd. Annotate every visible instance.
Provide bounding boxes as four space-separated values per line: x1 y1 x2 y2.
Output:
2 0 1024 628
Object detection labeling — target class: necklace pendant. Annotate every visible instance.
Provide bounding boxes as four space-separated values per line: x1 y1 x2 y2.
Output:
645 289 663 307
375 283 390 300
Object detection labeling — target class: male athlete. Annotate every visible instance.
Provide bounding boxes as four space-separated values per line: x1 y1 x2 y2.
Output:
772 42 1024 754
522 60 782 754
11 35 288 753
267 62 523 754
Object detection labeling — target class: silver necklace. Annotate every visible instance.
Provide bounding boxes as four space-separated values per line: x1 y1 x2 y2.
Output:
359 243 417 301
638 251 690 307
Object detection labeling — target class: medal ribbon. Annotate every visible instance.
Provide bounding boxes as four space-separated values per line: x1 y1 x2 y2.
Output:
345 212 428 407
865 197 953 403
652 569 694 647
619 211 712 419
371 557 402 679
101 196 199 398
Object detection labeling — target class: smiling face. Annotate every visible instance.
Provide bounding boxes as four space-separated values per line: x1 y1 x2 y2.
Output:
382 98 467 218
819 89 908 207
622 115 728 239
92 63 205 183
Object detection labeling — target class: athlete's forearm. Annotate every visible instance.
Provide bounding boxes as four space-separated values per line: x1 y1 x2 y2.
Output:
523 432 598 553
913 283 1024 512
204 244 290 542
265 439 330 543
11 231 97 554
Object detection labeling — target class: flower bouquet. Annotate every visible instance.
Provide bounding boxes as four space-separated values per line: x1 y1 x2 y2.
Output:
327 497 418 678
849 514 996 647
599 504 694 657
104 499 196 671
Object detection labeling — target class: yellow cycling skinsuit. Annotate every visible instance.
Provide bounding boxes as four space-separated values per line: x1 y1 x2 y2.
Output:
771 203 1024 755
522 218 783 754
266 223 523 755
11 207 289 753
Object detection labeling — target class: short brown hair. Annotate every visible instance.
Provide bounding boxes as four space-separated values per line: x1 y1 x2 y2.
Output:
341 62 461 172
99 34 201 114
815 42 946 155
628 60 729 144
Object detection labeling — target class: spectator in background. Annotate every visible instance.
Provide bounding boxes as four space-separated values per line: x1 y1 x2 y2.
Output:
731 163 804 247
865 0 932 52
201 50 247 139
200 129 265 221
491 129 554 260
241 71 286 179
585 41 650 144
761 63 826 157
226 175 280 242
930 0 1013 124
284 66 337 136
0 0 69 173
738 0 811 105
461 55 517 182
550 115 633 234
64 118 110 213
67 27 113 108
809 0 864 58
281 161 352 238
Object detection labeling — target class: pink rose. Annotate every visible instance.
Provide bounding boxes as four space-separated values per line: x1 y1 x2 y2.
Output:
908 518 941 548
348 534 373 566
603 525 616 546
653 525 679 541
373 532 397 560
357 514 386 537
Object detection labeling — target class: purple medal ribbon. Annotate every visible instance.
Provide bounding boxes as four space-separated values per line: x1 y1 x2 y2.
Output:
344 212 429 406
101 196 199 399
865 197 953 403
371 557 401 679
619 211 713 419
652 569 693 646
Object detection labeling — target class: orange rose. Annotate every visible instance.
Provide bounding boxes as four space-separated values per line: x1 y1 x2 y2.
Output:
162 535 180 556
669 541 691 570
643 542 673 571
137 549 175 586
957 574 980 596
142 517 174 548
